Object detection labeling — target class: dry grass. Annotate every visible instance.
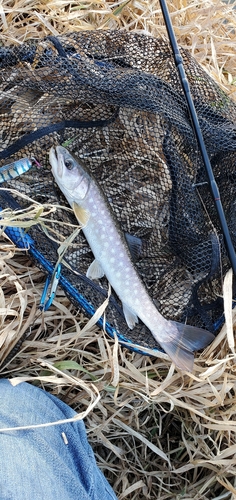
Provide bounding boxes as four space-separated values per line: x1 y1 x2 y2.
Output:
0 1 236 499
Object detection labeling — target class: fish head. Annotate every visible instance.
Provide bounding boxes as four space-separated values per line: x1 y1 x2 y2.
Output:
49 145 91 204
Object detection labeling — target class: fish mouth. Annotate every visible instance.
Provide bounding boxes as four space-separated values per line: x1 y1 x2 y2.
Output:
49 146 64 178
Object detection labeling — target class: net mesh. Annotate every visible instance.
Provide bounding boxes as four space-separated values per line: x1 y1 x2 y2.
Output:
0 30 236 353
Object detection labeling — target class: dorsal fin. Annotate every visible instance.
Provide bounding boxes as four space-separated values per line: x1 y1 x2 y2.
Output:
125 233 142 261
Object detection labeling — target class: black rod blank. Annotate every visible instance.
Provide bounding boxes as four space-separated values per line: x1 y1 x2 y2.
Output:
159 0 236 276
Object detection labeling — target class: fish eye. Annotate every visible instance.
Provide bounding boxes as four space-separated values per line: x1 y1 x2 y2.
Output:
64 159 74 170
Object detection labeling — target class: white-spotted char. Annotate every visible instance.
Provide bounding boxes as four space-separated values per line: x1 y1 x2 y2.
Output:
0 158 33 183
49 145 214 372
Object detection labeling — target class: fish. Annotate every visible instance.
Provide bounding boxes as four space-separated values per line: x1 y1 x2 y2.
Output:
49 145 215 371
0 157 33 183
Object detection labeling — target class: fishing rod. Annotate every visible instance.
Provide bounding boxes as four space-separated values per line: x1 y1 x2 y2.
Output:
159 0 236 276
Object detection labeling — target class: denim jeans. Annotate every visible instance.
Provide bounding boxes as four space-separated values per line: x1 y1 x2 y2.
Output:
0 379 117 500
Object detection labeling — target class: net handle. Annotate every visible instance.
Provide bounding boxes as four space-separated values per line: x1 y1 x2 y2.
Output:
159 0 236 276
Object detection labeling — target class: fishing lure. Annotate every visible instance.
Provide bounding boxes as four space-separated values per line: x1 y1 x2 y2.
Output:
0 157 33 183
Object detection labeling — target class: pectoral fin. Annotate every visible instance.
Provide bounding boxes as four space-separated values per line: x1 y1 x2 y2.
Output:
72 201 90 227
122 302 139 329
86 259 105 279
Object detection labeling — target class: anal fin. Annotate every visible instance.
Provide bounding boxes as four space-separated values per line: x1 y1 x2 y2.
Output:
123 302 139 329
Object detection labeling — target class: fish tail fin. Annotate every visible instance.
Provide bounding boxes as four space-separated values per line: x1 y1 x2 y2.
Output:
158 321 215 372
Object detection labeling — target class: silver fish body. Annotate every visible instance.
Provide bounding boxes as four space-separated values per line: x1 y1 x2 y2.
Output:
0 158 33 183
50 145 214 371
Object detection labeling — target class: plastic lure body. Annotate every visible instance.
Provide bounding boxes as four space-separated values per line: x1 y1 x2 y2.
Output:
0 158 33 183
